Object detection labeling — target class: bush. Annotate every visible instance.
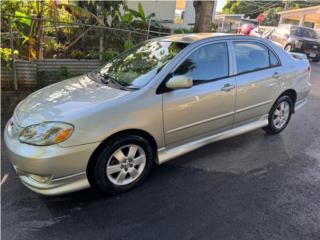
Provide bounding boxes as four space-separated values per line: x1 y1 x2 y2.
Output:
0 47 18 69
71 49 84 59
101 49 118 61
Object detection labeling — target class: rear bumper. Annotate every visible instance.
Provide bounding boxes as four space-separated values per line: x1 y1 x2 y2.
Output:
4 121 100 196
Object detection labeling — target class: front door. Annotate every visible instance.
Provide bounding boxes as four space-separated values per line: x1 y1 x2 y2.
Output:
162 42 236 146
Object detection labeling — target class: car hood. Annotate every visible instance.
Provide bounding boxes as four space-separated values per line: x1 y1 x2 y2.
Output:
291 35 320 44
14 75 131 126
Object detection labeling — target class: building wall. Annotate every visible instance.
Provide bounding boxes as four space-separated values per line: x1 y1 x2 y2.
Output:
127 0 176 22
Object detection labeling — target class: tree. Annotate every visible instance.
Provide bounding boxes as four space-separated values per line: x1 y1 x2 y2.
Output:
222 0 320 20
262 7 281 26
193 0 215 33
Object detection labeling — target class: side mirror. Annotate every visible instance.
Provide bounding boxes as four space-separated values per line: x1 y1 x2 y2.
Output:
165 75 193 90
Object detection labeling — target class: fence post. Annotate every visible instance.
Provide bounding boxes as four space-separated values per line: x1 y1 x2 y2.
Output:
128 31 132 48
147 18 151 40
9 17 18 91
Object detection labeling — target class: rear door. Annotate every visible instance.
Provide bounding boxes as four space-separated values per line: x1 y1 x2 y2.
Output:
232 41 284 126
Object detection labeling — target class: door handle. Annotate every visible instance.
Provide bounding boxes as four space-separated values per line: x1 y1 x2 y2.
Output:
272 72 281 79
221 83 235 92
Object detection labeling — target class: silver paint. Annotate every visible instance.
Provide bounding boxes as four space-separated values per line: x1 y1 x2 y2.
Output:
4 34 311 195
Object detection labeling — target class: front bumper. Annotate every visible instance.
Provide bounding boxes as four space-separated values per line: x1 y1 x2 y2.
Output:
292 48 320 60
4 121 100 196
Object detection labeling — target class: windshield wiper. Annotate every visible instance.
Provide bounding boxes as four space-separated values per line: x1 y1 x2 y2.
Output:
101 73 139 90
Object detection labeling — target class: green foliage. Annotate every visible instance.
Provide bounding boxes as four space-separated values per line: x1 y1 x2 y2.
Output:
71 50 84 59
222 1 283 19
262 8 280 26
86 50 99 59
222 0 320 21
123 40 134 51
101 49 118 61
0 47 19 69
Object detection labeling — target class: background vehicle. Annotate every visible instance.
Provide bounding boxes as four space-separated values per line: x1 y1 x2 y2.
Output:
4 34 311 196
250 26 275 38
269 24 320 62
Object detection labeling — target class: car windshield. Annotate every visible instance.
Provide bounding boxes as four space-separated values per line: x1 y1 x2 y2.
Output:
291 26 319 39
99 41 188 89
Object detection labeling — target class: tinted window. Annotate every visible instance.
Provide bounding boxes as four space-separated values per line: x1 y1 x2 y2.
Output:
174 42 229 81
234 42 271 74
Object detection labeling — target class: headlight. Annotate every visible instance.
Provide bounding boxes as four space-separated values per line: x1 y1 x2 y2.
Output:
295 40 303 49
19 122 74 146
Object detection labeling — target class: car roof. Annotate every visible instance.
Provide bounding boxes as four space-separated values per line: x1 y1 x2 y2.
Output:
155 33 240 44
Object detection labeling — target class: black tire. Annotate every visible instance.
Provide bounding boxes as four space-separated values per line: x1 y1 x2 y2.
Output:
263 95 293 135
87 134 154 194
312 59 319 62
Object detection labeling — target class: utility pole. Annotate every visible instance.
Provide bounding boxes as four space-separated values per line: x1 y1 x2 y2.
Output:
284 0 290 11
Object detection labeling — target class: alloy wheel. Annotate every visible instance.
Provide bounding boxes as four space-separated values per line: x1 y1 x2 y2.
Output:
272 101 290 129
106 144 146 186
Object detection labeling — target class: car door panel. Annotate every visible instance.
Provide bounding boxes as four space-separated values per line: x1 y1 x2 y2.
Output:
161 41 235 146
234 68 282 126
163 77 236 145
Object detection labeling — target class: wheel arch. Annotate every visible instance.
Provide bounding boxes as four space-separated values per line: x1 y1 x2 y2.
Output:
86 129 158 176
278 89 297 113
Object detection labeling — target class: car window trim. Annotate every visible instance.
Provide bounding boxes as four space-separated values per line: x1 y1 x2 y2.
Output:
156 40 231 94
231 40 282 76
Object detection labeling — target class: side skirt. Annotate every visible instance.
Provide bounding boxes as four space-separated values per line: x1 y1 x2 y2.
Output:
157 114 269 164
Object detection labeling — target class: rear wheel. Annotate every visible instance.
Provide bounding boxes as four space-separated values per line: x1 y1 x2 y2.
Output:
87 135 154 194
263 95 293 134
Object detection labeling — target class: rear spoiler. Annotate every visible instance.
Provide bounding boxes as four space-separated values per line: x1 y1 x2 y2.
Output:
289 52 308 60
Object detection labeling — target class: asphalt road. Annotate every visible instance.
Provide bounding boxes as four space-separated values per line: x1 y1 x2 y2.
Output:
1 62 320 240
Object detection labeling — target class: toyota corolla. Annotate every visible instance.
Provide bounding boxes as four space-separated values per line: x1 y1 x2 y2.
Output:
4 33 311 195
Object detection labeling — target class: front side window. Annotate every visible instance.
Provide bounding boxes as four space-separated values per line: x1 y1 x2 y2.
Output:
99 41 188 88
234 42 278 74
174 42 229 82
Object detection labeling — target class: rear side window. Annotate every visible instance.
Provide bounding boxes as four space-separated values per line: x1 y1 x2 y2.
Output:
174 42 229 82
269 50 280 67
233 42 280 74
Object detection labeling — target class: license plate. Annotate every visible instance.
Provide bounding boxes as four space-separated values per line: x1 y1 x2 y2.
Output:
309 52 316 58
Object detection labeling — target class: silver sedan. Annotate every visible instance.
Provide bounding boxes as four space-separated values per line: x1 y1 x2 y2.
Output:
4 33 311 195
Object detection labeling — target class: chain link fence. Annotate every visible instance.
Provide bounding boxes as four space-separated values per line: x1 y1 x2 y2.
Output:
1 15 171 90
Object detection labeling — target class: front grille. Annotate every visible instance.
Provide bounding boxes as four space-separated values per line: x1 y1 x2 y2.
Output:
302 41 320 51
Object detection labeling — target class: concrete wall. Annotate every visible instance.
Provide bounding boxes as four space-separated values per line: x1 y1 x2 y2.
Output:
127 0 176 22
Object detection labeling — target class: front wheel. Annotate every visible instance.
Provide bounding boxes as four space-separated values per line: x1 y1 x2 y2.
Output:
263 95 293 134
87 135 154 194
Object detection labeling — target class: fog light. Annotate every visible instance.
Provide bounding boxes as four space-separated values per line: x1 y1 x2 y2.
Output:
28 174 51 183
